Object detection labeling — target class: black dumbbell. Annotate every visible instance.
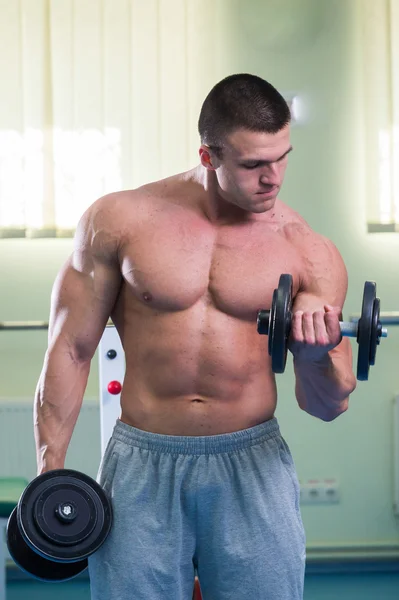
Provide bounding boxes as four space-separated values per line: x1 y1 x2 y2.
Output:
6 469 112 581
256 274 388 380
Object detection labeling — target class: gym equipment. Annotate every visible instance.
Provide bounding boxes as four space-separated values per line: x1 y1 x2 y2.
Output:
107 380 122 395
0 320 124 466
6 469 112 581
257 274 388 380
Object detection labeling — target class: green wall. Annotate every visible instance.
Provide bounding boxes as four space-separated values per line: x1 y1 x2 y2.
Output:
1 0 399 556
0 239 100 398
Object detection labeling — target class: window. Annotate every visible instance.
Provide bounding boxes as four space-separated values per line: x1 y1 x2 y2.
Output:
361 0 399 232
0 0 203 238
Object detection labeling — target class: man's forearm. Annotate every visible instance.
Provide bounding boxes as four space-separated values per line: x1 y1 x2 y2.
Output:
294 351 356 421
34 348 91 474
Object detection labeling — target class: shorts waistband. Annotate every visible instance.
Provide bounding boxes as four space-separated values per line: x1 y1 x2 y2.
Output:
111 418 281 455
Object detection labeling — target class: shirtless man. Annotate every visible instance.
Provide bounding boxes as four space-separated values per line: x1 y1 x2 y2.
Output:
34 74 356 600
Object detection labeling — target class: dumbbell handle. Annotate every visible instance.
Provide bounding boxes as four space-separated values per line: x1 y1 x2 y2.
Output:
257 311 388 338
340 321 388 338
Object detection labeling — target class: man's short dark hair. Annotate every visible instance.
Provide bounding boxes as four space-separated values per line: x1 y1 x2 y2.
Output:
198 74 291 157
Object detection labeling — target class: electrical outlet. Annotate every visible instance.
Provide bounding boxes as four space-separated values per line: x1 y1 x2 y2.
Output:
300 479 340 505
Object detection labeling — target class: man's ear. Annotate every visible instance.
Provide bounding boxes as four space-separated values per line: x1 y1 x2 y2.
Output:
199 145 217 170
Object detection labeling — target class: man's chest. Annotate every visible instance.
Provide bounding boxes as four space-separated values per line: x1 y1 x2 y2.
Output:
119 217 302 318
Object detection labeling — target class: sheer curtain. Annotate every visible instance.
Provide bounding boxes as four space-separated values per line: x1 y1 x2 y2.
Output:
360 0 399 231
0 0 220 237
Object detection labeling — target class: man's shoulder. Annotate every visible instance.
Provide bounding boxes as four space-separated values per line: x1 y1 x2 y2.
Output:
277 202 336 250
82 175 187 241
91 188 150 213
74 190 144 255
276 202 346 276
84 186 160 229
92 173 187 214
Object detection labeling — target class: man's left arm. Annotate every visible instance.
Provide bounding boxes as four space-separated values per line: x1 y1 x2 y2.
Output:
291 236 357 421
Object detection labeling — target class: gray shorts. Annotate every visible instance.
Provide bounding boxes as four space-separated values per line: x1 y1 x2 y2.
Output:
88 418 306 600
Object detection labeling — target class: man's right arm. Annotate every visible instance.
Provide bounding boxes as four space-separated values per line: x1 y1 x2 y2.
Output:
34 203 122 475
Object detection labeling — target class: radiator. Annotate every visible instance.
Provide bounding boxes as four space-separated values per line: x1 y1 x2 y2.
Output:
0 401 101 482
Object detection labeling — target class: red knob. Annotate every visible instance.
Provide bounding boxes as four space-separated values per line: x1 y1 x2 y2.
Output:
107 380 122 395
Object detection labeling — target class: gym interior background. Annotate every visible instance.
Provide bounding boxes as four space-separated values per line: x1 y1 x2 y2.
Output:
1 0 399 598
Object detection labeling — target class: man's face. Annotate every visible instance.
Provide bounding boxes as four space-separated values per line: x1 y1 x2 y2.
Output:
204 126 292 213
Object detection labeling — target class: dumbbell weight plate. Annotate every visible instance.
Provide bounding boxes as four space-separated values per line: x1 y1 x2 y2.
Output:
268 274 293 374
356 281 377 381
19 469 112 561
7 507 88 581
6 469 112 581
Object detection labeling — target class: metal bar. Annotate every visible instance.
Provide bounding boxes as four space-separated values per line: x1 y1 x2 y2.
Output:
350 312 399 325
0 320 114 331
0 321 49 331
341 321 388 337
